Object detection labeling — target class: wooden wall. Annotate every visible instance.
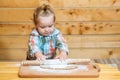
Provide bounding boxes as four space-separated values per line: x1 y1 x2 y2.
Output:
0 0 120 60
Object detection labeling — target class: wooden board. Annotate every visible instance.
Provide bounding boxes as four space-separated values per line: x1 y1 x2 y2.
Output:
1 62 120 80
0 8 120 22
0 0 120 8
1 22 120 35
0 48 120 60
18 60 100 78
0 35 120 48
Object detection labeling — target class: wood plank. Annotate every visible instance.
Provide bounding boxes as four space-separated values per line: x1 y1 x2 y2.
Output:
0 8 120 22
48 0 120 8
0 22 120 35
94 58 120 64
55 8 120 21
0 48 120 60
0 73 119 80
0 23 33 35
0 9 33 22
0 35 120 48
65 35 120 42
0 36 28 48
0 0 40 8
69 48 120 59
0 0 120 8
68 42 120 48
0 62 120 80
0 49 26 60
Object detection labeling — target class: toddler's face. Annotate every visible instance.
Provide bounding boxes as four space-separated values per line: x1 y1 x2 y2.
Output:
36 15 54 36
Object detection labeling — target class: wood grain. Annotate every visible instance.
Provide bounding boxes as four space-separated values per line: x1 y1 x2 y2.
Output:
0 8 120 22
47 0 120 8
18 62 99 78
0 35 120 48
0 0 120 8
0 0 40 8
0 48 120 60
0 0 120 61
0 62 120 80
0 49 27 60
0 22 120 35
69 48 120 59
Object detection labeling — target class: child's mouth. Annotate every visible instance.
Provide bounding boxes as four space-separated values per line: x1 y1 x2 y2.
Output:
44 32 50 35
45 33 49 34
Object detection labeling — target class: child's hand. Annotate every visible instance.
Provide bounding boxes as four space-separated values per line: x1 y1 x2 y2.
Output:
35 52 46 61
55 51 68 61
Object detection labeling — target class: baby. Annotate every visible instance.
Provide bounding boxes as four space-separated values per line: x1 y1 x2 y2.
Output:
27 4 69 61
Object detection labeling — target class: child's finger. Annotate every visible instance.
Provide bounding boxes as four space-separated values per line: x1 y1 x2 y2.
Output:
37 57 46 61
61 56 68 61
41 57 46 61
59 57 64 61
54 55 59 59
59 56 66 61
36 58 41 61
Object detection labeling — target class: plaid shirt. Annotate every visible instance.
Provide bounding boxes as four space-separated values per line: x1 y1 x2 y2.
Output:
27 28 69 59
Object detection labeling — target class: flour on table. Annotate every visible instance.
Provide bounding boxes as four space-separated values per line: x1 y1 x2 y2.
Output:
29 59 88 74
29 65 88 74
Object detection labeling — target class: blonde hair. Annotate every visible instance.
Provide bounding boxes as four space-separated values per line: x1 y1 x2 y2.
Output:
33 4 55 25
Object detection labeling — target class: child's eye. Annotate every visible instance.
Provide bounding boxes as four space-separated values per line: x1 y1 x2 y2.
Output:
49 25 53 27
40 26 45 29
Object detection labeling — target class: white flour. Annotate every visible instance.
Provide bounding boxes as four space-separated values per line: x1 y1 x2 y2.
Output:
29 65 88 74
28 59 90 74
43 59 67 65
42 65 68 68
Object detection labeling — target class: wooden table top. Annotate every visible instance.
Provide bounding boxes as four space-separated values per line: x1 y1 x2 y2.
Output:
0 61 120 80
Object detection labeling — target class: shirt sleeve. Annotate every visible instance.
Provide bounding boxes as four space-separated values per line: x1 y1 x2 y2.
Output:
56 33 69 54
28 34 42 54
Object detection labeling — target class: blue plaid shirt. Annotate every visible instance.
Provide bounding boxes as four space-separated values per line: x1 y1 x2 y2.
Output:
28 28 69 59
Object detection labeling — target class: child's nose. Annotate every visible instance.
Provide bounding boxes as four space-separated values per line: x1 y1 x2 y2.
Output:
45 28 49 32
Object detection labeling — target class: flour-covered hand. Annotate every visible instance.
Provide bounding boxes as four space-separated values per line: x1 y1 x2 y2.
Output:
35 52 46 61
55 51 68 61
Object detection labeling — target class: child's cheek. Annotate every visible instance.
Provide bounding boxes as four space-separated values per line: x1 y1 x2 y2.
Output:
51 28 54 33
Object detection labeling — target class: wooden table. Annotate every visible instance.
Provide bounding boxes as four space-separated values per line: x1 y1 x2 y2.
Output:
0 61 120 80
